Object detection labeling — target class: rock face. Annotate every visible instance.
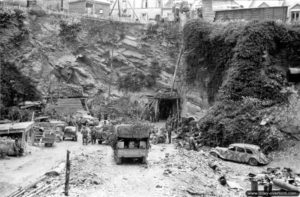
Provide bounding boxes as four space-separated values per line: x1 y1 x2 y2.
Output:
0 10 178 99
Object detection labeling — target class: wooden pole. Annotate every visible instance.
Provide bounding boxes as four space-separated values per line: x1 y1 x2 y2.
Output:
171 47 184 93
108 48 113 103
118 0 121 17
109 0 118 16
64 150 70 196
126 0 139 21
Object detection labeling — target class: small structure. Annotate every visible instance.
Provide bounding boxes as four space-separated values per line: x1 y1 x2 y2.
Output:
287 68 300 83
46 97 87 116
0 122 34 144
143 88 181 121
69 0 110 16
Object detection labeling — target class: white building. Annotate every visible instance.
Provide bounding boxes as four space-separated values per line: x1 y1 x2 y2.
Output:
110 0 174 21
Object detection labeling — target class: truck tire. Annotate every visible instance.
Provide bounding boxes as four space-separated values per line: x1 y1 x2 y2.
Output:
98 140 102 144
62 137 65 141
116 157 122 165
142 157 147 164
74 136 77 142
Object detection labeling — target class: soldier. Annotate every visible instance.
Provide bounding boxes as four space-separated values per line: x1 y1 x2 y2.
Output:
81 126 88 145
91 126 97 144
167 126 172 144
13 138 22 157
189 133 199 151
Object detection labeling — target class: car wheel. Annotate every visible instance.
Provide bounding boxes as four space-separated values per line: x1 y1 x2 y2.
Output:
248 158 258 166
210 152 219 158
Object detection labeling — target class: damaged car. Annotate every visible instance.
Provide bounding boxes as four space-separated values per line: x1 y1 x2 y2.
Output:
210 143 270 166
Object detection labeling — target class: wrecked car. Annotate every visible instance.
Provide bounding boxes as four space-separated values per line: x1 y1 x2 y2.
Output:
210 143 270 166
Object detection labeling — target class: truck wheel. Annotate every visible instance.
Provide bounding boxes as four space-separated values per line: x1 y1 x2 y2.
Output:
142 157 147 164
98 140 102 144
248 158 258 166
74 137 77 142
62 137 65 141
116 157 122 165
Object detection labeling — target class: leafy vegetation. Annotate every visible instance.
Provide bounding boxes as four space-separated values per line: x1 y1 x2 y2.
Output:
183 20 300 152
59 20 82 42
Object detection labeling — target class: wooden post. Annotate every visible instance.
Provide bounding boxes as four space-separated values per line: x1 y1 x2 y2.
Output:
251 179 258 197
171 47 184 93
109 0 118 16
64 150 70 196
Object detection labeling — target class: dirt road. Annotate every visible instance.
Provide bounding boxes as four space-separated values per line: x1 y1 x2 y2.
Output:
0 134 99 197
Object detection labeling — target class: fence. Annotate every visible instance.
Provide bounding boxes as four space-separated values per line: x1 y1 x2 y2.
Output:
0 2 147 24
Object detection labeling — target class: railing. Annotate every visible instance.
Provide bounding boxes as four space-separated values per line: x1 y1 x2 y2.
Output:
0 3 150 24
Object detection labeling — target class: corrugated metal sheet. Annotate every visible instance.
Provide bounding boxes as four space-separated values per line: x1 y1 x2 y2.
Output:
215 6 288 21
0 122 34 134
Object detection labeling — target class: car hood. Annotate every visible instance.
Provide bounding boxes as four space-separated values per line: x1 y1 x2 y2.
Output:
214 147 228 152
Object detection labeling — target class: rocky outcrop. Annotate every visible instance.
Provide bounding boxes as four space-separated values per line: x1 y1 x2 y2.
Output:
1 9 178 98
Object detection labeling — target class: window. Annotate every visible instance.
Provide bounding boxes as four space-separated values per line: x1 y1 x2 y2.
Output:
246 149 253 154
142 0 148 8
99 9 103 14
236 147 245 153
228 146 235 151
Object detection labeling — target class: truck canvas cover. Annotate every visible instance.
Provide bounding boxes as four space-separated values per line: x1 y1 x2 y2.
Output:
115 124 150 139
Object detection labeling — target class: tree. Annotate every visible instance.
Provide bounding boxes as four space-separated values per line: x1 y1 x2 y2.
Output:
0 61 41 107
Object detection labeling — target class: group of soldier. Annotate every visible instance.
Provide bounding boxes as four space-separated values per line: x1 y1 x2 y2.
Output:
81 124 98 145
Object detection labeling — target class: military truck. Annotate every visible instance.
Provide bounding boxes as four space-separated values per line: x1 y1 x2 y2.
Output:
112 123 151 164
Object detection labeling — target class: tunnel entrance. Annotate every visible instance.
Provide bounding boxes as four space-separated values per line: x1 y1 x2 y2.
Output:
287 68 300 83
142 89 181 122
158 99 177 120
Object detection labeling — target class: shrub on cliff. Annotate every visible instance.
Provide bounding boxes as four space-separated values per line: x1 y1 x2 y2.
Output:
59 20 82 42
0 61 41 108
183 20 300 152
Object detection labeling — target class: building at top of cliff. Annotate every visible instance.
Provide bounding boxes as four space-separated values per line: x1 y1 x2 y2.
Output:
202 0 298 22
69 0 111 16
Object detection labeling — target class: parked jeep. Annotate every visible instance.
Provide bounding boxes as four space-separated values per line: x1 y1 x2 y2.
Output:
63 126 78 141
210 143 270 166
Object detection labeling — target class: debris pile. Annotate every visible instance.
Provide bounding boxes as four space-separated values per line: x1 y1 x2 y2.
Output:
159 148 246 196
16 150 105 197
249 167 300 192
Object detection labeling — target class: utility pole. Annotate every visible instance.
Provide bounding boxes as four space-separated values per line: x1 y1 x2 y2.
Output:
108 48 113 103
171 47 184 93
61 0 63 11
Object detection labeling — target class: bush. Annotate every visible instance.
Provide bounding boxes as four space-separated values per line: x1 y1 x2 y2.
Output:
183 20 300 151
0 61 41 107
59 20 82 42
28 8 46 17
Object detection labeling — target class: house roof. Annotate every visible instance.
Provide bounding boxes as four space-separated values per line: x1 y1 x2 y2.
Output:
283 0 300 7
235 0 252 8
0 122 34 134
213 0 241 10
249 0 284 8
258 2 270 7
290 3 300 10
69 0 110 5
